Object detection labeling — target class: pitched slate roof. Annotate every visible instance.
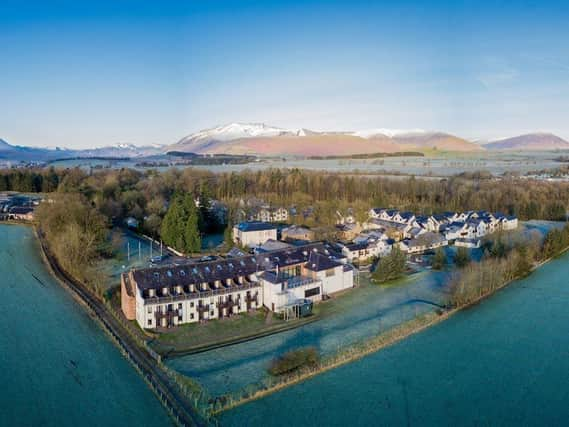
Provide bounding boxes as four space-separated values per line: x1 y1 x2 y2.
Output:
304 252 343 272
131 242 343 291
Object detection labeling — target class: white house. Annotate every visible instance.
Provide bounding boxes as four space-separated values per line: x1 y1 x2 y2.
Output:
379 209 399 221
467 218 489 238
369 208 385 219
415 215 442 232
443 222 471 240
233 222 277 247
250 207 288 223
501 216 518 230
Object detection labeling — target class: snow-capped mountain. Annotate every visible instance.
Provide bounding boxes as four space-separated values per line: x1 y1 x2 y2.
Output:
168 123 481 155
352 129 427 138
184 122 306 142
0 139 163 161
77 143 163 158
171 122 312 153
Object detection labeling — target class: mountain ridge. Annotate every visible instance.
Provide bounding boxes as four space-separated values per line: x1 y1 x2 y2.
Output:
2 125 569 162
483 133 569 151
168 123 482 155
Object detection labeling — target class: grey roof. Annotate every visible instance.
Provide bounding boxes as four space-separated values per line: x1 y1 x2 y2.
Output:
237 221 277 232
131 242 343 291
282 225 312 235
344 242 368 251
226 247 248 258
8 206 34 214
255 239 293 253
304 252 342 272
407 232 447 248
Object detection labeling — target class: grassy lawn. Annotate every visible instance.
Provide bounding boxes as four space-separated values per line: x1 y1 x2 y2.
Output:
149 309 320 356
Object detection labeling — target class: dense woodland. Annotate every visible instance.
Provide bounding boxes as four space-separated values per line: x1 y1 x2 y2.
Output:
3 166 569 257
3 167 569 223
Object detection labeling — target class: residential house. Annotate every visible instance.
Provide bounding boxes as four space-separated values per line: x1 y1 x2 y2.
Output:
7 206 34 221
501 216 518 230
399 232 448 254
249 206 288 223
467 218 489 238
442 221 471 241
233 222 277 247
281 225 315 242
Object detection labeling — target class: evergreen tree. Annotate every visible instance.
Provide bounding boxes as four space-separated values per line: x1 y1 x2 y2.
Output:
372 247 406 283
160 195 182 248
184 209 201 253
198 182 214 232
160 193 202 254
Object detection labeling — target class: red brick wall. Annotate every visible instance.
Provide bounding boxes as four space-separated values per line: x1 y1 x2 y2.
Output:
121 273 136 320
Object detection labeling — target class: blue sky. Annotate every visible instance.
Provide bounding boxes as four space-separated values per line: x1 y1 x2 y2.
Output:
1 0 569 148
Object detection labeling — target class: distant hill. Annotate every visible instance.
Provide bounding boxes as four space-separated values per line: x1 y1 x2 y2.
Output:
3 126 569 163
168 123 483 156
74 143 163 158
388 132 483 152
484 133 569 151
0 138 162 162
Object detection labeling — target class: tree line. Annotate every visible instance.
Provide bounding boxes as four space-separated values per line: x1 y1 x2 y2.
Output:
4 166 569 252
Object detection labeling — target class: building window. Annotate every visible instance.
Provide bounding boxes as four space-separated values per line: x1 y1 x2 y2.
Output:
305 287 320 298
147 306 152 314
147 319 152 326
178 303 182 310
190 301 194 308
190 313 194 320
326 269 335 277
210 311 214 316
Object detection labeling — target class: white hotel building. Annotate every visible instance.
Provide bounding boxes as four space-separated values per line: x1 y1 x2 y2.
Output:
122 243 354 329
